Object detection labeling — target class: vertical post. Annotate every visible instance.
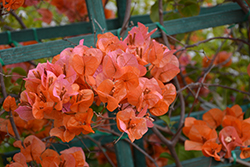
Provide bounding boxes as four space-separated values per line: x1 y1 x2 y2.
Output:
108 110 135 167
116 0 127 27
86 0 107 34
134 139 146 167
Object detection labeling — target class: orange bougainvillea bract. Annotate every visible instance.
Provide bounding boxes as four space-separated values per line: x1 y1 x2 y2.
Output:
184 105 250 161
3 95 17 112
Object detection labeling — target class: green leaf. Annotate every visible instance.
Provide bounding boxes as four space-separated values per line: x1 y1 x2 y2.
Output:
150 1 160 22
160 152 175 162
178 0 200 17
12 67 27 76
175 143 203 161
164 11 181 21
150 0 168 22
159 115 170 125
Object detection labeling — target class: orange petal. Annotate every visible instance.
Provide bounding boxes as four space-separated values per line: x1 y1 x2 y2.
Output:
240 147 250 159
203 108 224 129
3 96 17 112
184 140 203 151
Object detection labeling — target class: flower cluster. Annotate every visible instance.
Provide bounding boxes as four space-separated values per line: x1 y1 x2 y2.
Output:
0 0 24 11
6 135 89 167
183 105 250 160
15 22 179 143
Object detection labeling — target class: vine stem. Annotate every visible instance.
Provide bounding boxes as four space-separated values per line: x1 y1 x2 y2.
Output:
233 0 250 22
228 157 250 166
177 82 250 97
98 127 159 167
174 36 250 54
83 135 116 167
0 64 20 140
119 0 131 38
158 0 170 49
10 10 27 29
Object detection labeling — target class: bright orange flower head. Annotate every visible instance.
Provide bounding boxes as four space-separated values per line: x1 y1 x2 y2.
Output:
117 66 140 90
219 126 242 158
240 147 250 159
37 8 53 24
95 79 126 111
203 108 224 129
224 104 244 120
70 89 94 113
50 108 94 142
50 0 88 22
2 0 24 11
202 51 232 68
102 52 124 79
221 115 242 138
6 152 28 167
241 118 250 145
149 82 176 116
116 108 148 142
49 74 78 110
41 149 60 167
71 46 103 78
13 135 46 163
150 53 180 83
202 140 222 161
3 95 17 112
183 117 217 151
60 147 89 167
97 32 127 53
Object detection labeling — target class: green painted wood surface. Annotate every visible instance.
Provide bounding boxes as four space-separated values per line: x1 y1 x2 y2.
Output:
0 3 241 45
116 0 127 27
134 139 147 167
0 3 245 65
86 0 107 33
165 149 250 167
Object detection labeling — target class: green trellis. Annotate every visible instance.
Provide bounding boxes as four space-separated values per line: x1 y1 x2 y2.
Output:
0 1 248 167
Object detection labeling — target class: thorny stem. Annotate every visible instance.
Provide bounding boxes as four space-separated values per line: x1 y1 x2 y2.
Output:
152 126 182 167
83 135 116 167
94 19 105 33
196 39 227 82
10 10 27 29
158 0 170 49
90 17 97 45
174 36 250 54
0 64 21 140
151 78 184 167
171 78 185 146
119 0 131 38
177 82 250 97
154 124 186 143
195 64 215 99
98 127 159 167
76 135 91 155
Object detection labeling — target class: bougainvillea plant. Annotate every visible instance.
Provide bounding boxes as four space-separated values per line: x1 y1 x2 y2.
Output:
2 22 180 166
183 105 250 161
